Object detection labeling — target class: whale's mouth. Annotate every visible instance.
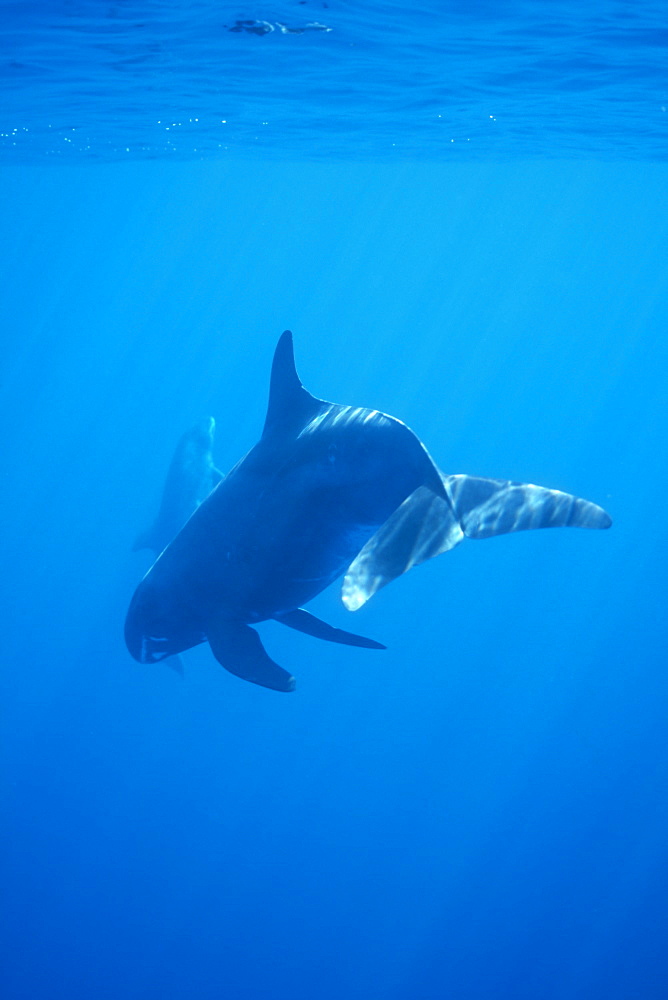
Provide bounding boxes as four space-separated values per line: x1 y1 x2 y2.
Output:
124 598 206 663
143 635 171 663
131 631 206 664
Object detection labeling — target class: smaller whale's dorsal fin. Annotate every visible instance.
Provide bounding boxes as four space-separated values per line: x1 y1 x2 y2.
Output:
262 330 325 439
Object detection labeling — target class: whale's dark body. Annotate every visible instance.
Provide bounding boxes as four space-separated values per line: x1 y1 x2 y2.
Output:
125 331 611 692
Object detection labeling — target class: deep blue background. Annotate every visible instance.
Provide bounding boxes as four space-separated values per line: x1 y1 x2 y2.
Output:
1 159 667 998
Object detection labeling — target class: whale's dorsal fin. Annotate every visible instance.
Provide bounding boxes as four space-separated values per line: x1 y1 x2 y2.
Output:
262 330 325 439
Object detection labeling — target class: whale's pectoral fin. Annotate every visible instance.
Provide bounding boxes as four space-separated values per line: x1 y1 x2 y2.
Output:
207 618 296 692
274 608 386 649
442 475 612 537
343 486 464 610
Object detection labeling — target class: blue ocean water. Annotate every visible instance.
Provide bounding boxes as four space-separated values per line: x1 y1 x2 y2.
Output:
2 4 668 1000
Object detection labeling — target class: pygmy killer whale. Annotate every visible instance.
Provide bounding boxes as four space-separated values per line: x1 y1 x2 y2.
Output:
125 331 611 692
